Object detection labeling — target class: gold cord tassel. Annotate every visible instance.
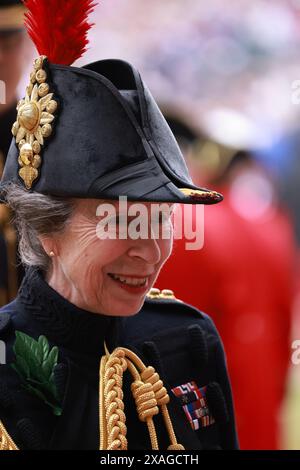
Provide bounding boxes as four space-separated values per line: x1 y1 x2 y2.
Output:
99 345 185 450
0 420 19 450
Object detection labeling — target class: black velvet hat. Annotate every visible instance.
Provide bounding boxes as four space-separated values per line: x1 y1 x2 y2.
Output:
0 0 25 33
0 1 223 205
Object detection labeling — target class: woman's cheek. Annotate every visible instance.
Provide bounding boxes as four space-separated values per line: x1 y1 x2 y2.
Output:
80 264 103 301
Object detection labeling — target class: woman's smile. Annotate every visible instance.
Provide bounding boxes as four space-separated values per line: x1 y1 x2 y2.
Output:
107 272 152 295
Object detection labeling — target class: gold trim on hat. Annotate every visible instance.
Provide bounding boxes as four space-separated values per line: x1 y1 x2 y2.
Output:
0 4 25 31
179 187 222 201
11 56 58 190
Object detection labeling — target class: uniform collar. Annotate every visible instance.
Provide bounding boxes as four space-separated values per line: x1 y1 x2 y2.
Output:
17 267 122 356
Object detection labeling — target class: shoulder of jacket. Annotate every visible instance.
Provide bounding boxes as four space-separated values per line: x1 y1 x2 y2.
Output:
145 287 216 328
121 287 220 348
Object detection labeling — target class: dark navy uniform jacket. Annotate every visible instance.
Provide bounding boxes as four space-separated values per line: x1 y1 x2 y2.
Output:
0 267 238 450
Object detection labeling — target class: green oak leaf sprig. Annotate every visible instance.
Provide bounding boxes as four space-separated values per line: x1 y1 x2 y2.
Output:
11 331 62 416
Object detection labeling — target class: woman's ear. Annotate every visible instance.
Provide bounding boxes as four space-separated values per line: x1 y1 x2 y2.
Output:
38 236 57 257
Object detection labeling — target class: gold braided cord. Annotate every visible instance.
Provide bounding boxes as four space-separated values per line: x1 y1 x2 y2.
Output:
1 343 185 451
125 355 159 450
99 345 185 450
0 420 19 450
122 349 184 449
99 347 128 450
131 379 159 450
140 366 183 450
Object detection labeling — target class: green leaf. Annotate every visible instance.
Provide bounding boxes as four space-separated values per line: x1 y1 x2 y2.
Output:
41 359 52 382
11 331 63 416
14 354 30 379
48 346 58 369
38 335 50 361
14 331 40 377
41 345 59 387
48 371 59 401
13 331 28 359
27 351 45 383
30 337 42 362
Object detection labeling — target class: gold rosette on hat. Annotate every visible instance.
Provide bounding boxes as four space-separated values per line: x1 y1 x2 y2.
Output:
11 56 58 189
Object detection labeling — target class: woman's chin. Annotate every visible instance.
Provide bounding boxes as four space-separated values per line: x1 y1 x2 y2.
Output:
91 298 145 317
109 301 145 317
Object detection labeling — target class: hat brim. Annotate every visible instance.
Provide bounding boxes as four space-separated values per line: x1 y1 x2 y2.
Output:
87 156 223 205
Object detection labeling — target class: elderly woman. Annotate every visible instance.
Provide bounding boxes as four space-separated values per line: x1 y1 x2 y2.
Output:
0 0 237 451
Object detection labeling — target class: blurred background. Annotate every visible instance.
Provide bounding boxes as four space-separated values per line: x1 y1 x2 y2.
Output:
2 0 300 450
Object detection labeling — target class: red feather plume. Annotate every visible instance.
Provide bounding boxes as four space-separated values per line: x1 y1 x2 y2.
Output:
22 0 97 65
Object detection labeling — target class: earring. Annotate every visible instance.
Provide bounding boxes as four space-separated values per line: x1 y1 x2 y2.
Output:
49 251 55 257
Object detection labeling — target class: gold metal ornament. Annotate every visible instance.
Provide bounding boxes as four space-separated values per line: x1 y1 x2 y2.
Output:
179 187 222 201
160 289 176 299
146 287 181 301
11 55 58 190
146 287 161 299
0 420 19 450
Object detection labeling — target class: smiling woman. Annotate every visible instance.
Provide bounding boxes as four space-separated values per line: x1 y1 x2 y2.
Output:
4 184 174 317
0 0 237 451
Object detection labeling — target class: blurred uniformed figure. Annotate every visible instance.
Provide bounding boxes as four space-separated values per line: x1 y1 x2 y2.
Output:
0 0 28 304
157 111 296 449
0 1 238 450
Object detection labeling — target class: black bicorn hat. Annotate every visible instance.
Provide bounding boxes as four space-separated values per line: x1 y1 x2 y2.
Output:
0 0 223 205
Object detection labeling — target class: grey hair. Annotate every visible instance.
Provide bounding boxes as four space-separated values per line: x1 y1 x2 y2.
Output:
2 183 74 272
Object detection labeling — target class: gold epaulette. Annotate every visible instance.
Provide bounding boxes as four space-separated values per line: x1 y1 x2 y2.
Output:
146 288 182 302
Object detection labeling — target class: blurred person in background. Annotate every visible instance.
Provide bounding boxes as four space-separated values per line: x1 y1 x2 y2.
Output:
0 0 28 304
157 112 297 449
263 128 300 449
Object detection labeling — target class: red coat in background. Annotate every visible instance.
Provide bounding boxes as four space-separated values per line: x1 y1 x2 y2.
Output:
157 174 296 449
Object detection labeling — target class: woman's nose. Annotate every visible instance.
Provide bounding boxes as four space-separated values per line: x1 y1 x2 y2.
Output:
127 235 162 265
